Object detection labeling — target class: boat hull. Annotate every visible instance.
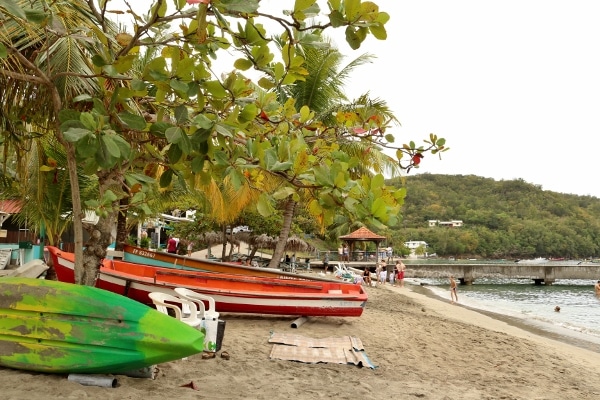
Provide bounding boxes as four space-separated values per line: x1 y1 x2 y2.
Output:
122 244 334 282
0 277 204 374
47 247 367 318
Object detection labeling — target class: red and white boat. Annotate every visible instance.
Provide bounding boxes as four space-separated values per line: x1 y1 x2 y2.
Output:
46 247 368 318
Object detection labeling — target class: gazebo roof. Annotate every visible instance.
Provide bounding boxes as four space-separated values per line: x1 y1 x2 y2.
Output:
339 227 386 241
0 200 21 214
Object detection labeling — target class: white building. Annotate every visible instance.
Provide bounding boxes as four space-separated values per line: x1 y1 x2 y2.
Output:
428 220 463 228
404 240 428 250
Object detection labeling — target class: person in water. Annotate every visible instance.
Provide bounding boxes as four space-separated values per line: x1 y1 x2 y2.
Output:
449 275 458 304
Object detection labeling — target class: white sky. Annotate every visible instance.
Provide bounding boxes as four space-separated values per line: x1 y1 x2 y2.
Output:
111 0 600 197
334 0 600 198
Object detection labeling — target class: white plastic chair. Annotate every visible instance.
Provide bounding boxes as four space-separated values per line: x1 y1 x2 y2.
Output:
174 287 217 317
148 291 202 328
174 288 221 353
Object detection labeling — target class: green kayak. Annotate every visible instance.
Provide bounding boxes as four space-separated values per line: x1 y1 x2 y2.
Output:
0 277 204 374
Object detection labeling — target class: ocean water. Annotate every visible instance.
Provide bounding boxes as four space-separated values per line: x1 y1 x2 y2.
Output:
410 277 600 349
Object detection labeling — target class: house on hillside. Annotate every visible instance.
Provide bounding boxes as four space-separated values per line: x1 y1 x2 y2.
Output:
428 220 463 228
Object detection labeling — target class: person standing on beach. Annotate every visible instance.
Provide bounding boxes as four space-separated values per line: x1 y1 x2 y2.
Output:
378 260 387 285
396 259 406 288
323 252 330 273
167 236 177 254
386 260 396 286
450 275 458 303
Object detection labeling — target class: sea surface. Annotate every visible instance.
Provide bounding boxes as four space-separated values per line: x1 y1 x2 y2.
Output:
409 277 600 351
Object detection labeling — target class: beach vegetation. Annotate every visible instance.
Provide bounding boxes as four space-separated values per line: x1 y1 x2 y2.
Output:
391 174 600 259
0 0 446 284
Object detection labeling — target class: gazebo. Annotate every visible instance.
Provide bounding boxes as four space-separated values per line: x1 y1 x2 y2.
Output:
339 227 387 262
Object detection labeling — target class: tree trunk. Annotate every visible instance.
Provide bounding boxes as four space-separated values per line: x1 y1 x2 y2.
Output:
268 197 296 269
80 212 116 286
220 226 227 260
114 196 129 251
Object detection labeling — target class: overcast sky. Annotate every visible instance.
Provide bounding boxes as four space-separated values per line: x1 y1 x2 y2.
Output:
112 0 600 197
329 0 600 198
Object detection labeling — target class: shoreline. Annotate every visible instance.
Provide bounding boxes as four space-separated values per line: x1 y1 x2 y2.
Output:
404 279 600 354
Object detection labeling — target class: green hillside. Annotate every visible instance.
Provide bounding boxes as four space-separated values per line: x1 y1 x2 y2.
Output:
387 174 600 259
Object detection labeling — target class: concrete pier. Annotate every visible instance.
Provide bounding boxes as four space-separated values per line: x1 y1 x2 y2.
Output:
331 260 600 285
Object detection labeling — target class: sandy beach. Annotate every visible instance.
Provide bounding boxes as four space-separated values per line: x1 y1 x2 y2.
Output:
4 278 600 400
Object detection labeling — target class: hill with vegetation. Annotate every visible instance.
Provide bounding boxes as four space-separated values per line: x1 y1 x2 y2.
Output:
387 174 600 259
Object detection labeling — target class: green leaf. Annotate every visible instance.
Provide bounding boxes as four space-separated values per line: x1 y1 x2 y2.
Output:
149 122 173 137
345 26 362 50
118 112 147 130
269 161 293 172
214 123 233 137
369 24 387 40
101 135 121 158
131 79 148 91
170 79 189 94
313 165 335 186
329 10 345 27
63 128 92 142
233 58 253 71
273 187 295 200
58 109 80 123
95 139 118 169
191 156 206 173
24 9 46 23
344 0 361 20
370 174 385 191
227 167 244 190
257 193 274 217
371 197 387 220
204 80 227 98
92 99 107 115
239 104 258 122
0 43 6 59
75 134 99 158
125 172 156 184
167 144 183 163
101 190 119 205
294 0 317 12
1 0 26 19
159 169 174 188
79 112 97 131
217 0 260 13
72 94 93 103
192 114 214 129
112 135 132 159
166 126 184 144
174 105 189 124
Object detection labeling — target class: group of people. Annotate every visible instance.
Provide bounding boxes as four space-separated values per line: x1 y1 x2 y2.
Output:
337 244 350 262
363 259 406 287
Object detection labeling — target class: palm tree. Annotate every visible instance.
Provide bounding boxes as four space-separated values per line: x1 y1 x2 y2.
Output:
0 1 111 282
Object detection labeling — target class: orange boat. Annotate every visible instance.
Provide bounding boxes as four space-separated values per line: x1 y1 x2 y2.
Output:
122 244 333 282
47 247 368 318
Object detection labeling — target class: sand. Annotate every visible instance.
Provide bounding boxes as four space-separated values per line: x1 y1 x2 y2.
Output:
4 281 600 400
